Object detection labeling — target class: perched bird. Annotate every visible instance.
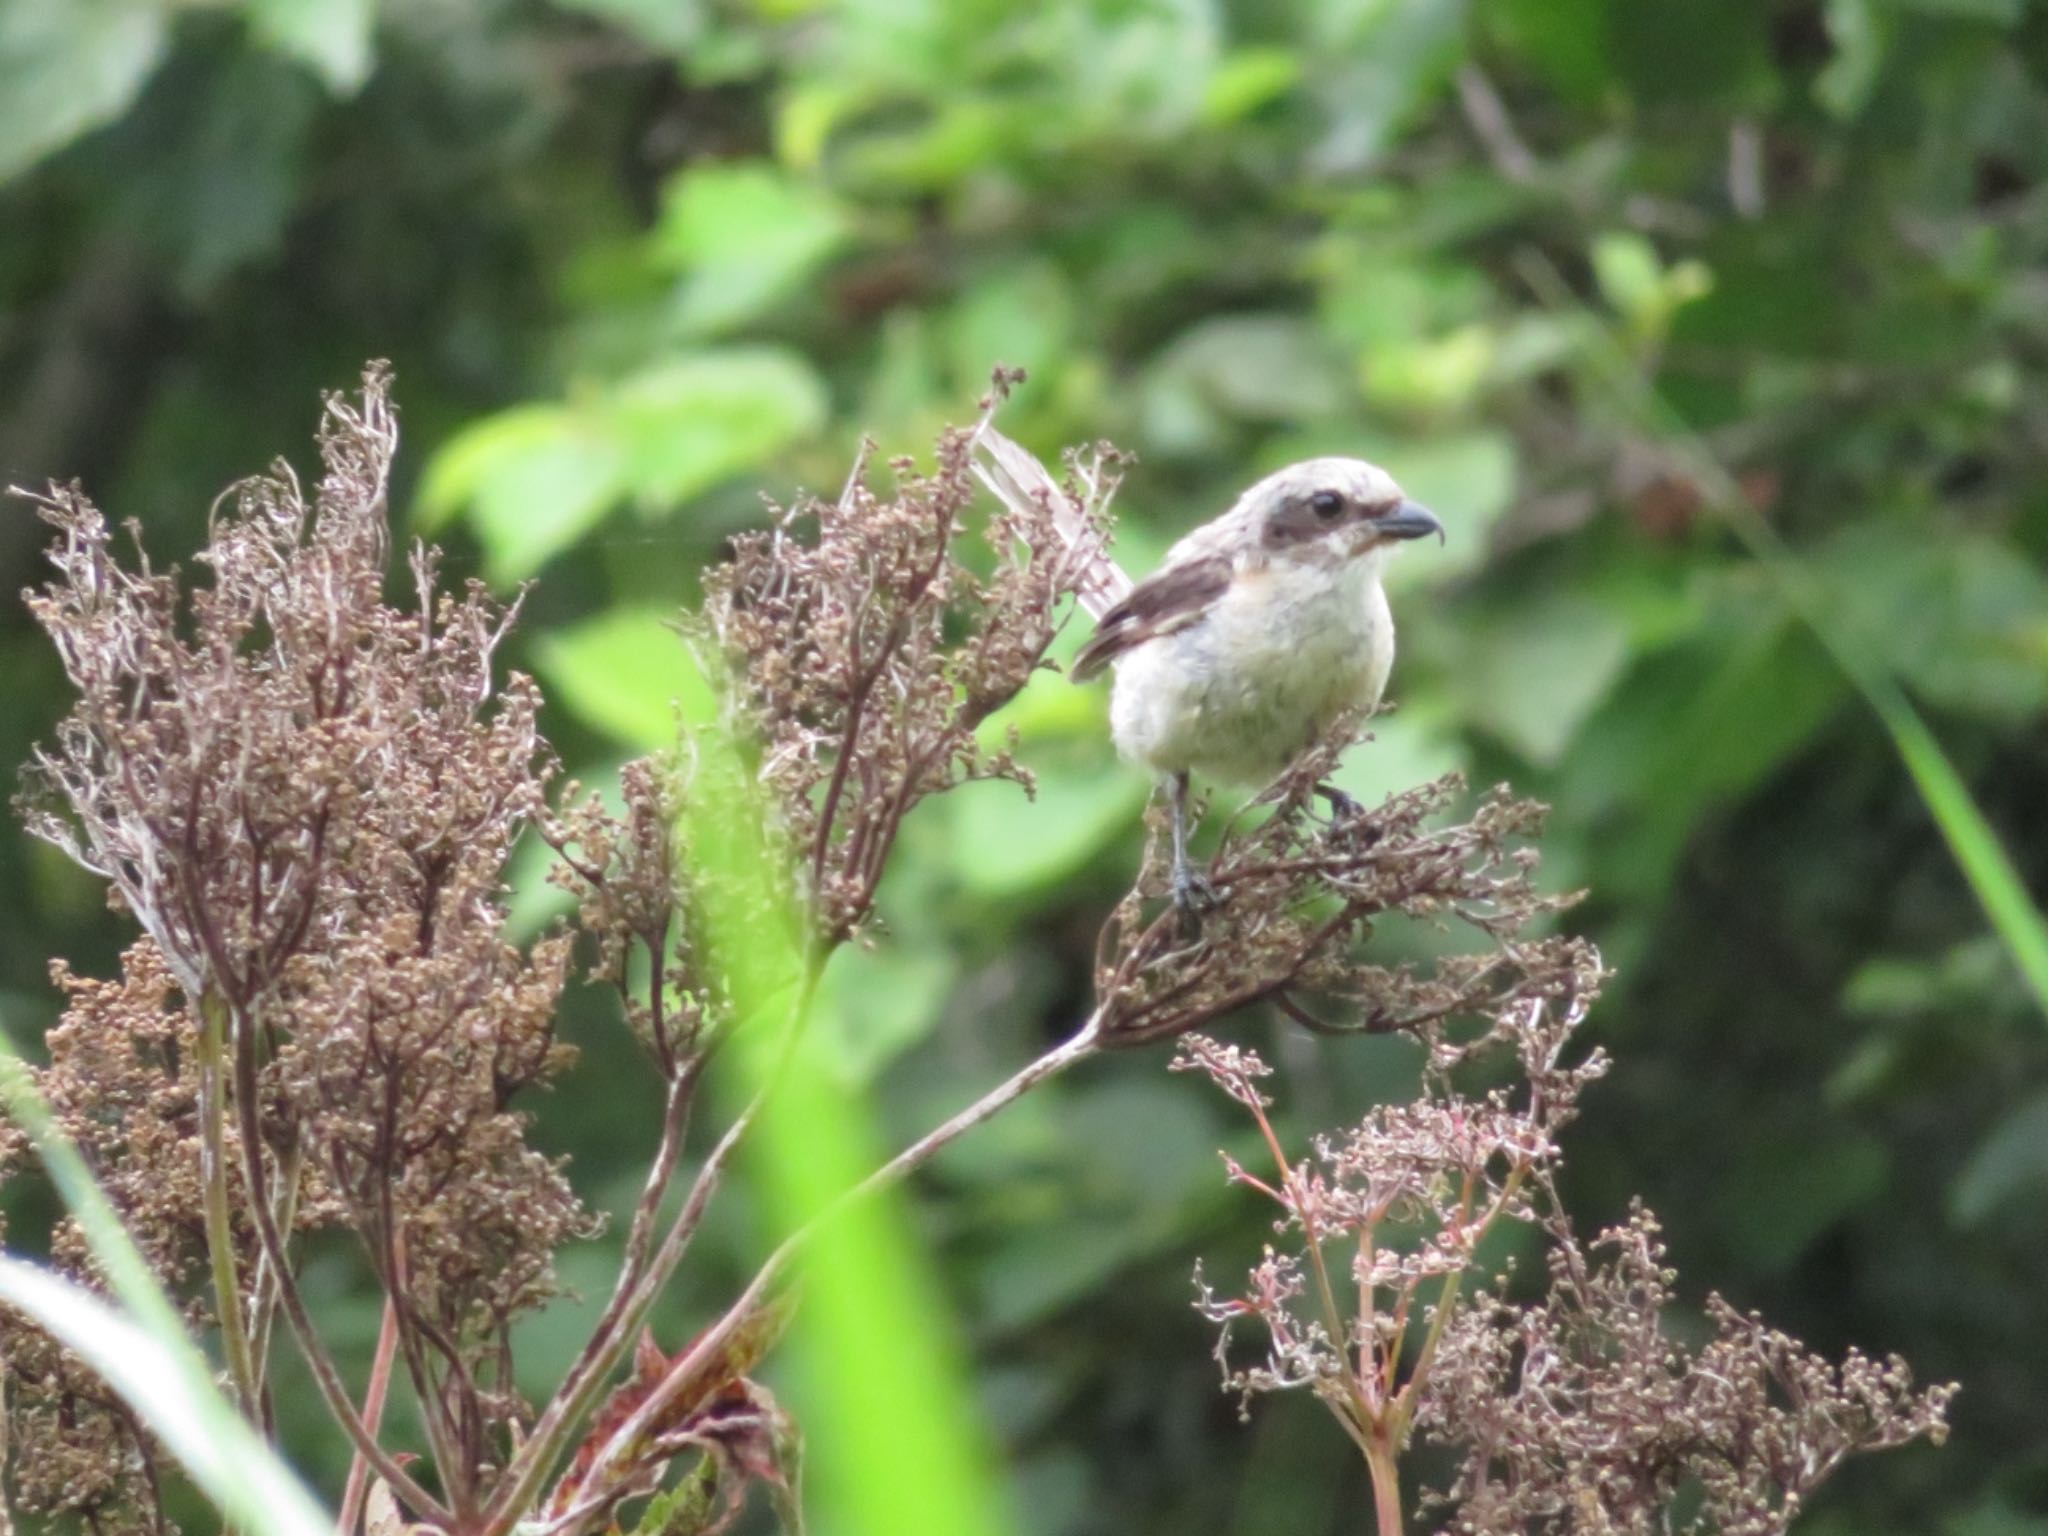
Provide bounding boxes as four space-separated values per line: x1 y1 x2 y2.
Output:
973 432 1442 913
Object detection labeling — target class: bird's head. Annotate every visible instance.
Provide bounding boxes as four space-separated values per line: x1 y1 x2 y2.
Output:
1239 457 1445 564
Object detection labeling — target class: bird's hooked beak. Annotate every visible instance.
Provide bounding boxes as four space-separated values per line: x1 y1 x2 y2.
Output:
1376 498 1445 544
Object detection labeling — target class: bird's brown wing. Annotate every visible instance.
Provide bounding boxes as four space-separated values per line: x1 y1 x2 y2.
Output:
1070 554 1231 682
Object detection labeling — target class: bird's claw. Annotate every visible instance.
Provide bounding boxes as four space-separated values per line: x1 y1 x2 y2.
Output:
1315 783 1364 823
1171 863 1218 931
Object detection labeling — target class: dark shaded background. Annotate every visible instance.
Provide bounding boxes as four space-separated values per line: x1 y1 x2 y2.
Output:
3 1 2045 1532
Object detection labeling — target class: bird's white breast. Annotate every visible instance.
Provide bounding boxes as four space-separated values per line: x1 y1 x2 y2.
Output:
1108 550 1394 785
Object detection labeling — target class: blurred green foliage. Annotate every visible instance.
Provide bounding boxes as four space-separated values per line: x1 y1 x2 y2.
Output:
4 0 2047 1532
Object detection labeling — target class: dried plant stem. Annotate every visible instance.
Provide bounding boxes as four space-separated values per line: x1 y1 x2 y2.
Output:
224 1004 450 1526
555 1012 1106 1529
1365 1431 1405 1536
486 970 825 1535
248 1136 305 1429
194 993 259 1423
335 1295 401 1536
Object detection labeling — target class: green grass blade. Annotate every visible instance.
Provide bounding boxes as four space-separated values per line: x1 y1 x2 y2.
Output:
670 646 1012 1536
1520 251 2048 1025
0 1019 332 1536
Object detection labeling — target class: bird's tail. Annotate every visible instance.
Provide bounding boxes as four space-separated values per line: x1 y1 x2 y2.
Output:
971 423 1133 622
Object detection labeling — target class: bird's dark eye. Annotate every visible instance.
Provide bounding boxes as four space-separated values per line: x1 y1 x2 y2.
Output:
1309 490 1346 520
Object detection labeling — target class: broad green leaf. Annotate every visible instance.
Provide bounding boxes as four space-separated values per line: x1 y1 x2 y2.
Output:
653 161 847 335
1326 709 1468 806
1362 324 1496 416
244 0 378 92
119 48 320 298
813 942 958 1083
1951 1090 2048 1226
532 608 695 749
945 766 1151 898
1143 314 1346 452
0 0 168 183
969 1077 1226 1330
1810 524 2048 720
1717 1132 1889 1275
418 404 628 584
1306 0 1465 170
945 261 1075 401
607 349 828 512
1889 0 2020 19
1817 0 1891 117
1200 46 1299 124
552 0 706 51
1373 430 1517 589
1461 595 1632 767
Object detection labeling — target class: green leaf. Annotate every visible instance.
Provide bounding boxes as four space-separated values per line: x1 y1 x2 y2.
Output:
554 0 706 52
1200 47 1300 124
118 47 320 298
1810 524 2048 720
947 666 1150 896
244 0 378 93
1143 314 1347 453
1816 0 1891 118
944 765 1151 899
0 0 168 183
1307 0 1466 169
1888 0 2020 20
653 161 847 335
1325 709 1469 806
813 942 958 1083
532 608 696 749
608 349 829 512
945 261 1075 400
1717 1131 1889 1275
1951 1090 2048 1226
1461 594 1633 767
1372 430 1517 590
418 404 628 584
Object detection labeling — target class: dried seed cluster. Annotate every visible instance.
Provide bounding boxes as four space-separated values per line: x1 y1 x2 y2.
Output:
3 367 1954 1536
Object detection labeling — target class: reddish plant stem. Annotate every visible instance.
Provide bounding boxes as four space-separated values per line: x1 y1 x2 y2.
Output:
336 1294 401 1536
548 1013 1105 1532
1365 1429 1405 1536
224 1004 449 1525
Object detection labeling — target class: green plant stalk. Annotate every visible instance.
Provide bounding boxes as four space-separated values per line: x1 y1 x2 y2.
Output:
195 991 260 1421
1520 250 2048 1028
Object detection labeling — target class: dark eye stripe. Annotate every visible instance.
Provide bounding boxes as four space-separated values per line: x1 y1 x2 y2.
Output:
1265 490 1352 548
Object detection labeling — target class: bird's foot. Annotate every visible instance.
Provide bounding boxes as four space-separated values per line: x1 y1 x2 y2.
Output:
1171 861 1219 933
1314 782 1365 823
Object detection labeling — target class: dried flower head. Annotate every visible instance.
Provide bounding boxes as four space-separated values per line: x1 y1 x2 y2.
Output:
701 373 1120 944
1098 748 1593 1050
11 365 598 1517
1419 1205 1957 1535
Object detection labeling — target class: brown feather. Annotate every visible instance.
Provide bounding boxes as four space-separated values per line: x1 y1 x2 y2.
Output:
1070 554 1232 682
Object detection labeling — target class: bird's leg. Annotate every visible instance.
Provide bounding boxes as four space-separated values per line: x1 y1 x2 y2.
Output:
1167 770 1217 920
1314 781 1364 822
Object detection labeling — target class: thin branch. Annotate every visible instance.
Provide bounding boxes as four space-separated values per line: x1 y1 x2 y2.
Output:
225 1003 450 1526
555 1012 1104 1523
193 993 259 1422
335 1295 401 1536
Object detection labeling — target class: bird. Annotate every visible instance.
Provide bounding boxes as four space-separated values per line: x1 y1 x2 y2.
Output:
972 431 1442 915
